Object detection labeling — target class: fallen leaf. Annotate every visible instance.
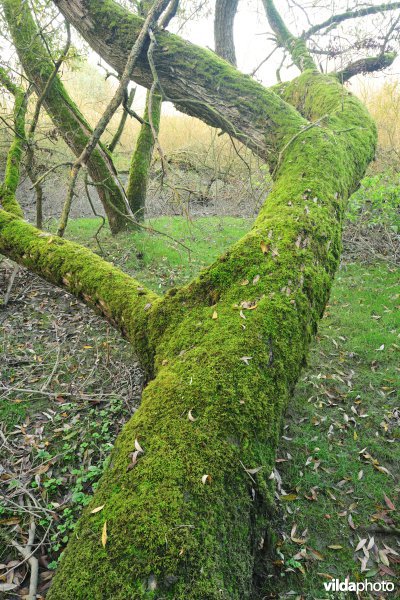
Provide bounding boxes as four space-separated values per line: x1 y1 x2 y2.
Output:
240 356 252 365
101 521 107 547
201 474 211 485
134 439 144 453
355 539 367 552
328 545 343 550
280 494 298 502
379 550 390 567
91 505 105 514
245 466 263 475
260 241 270 254
212 311 218 320
348 514 356 530
188 409 196 422
384 494 396 510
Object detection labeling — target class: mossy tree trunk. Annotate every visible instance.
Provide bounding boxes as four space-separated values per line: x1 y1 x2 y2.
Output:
126 90 162 221
0 68 27 218
2 0 133 234
0 0 378 597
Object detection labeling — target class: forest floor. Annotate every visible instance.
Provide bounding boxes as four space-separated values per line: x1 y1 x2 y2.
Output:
0 216 399 599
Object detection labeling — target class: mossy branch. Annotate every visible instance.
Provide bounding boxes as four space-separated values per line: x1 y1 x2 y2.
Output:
0 208 160 368
336 52 397 82
53 0 311 163
261 0 316 72
0 68 28 218
302 2 400 39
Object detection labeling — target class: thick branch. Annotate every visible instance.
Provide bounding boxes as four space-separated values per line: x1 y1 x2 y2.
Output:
303 2 400 39
336 51 397 82
52 0 309 163
0 208 159 368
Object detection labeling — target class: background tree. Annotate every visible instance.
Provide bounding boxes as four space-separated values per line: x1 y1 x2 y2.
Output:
1 0 133 234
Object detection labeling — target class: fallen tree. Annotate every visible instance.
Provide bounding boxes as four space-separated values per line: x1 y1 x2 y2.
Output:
0 0 381 597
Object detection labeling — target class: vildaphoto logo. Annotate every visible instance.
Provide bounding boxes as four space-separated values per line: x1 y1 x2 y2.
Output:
323 578 395 593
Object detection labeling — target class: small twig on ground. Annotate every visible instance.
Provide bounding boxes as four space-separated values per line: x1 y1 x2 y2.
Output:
3 263 19 307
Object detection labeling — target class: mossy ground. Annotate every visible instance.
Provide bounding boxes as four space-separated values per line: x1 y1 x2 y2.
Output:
1 217 398 597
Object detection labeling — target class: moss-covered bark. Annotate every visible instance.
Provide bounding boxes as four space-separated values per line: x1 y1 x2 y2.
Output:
38 70 376 598
126 91 161 221
0 68 27 218
53 0 311 162
1 0 132 234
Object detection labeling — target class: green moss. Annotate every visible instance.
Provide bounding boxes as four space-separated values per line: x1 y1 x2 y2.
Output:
46 70 376 599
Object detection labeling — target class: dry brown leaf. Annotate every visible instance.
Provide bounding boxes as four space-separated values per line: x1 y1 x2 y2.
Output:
379 550 390 567
91 505 105 514
245 466 263 475
240 356 252 365
367 537 375 550
101 521 107 547
260 241 270 255
253 274 260 284
384 494 396 510
201 474 211 485
348 514 356 530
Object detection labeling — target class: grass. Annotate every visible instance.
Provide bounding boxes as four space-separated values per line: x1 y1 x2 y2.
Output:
61 216 252 292
261 262 399 598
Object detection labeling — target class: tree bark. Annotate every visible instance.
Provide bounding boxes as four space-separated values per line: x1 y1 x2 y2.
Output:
2 0 133 234
52 0 309 163
0 68 27 218
214 0 239 66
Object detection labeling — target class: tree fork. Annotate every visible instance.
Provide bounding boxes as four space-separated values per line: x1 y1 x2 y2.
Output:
40 69 376 598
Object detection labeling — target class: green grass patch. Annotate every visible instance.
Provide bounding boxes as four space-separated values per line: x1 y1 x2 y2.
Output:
61 216 252 292
262 262 399 598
